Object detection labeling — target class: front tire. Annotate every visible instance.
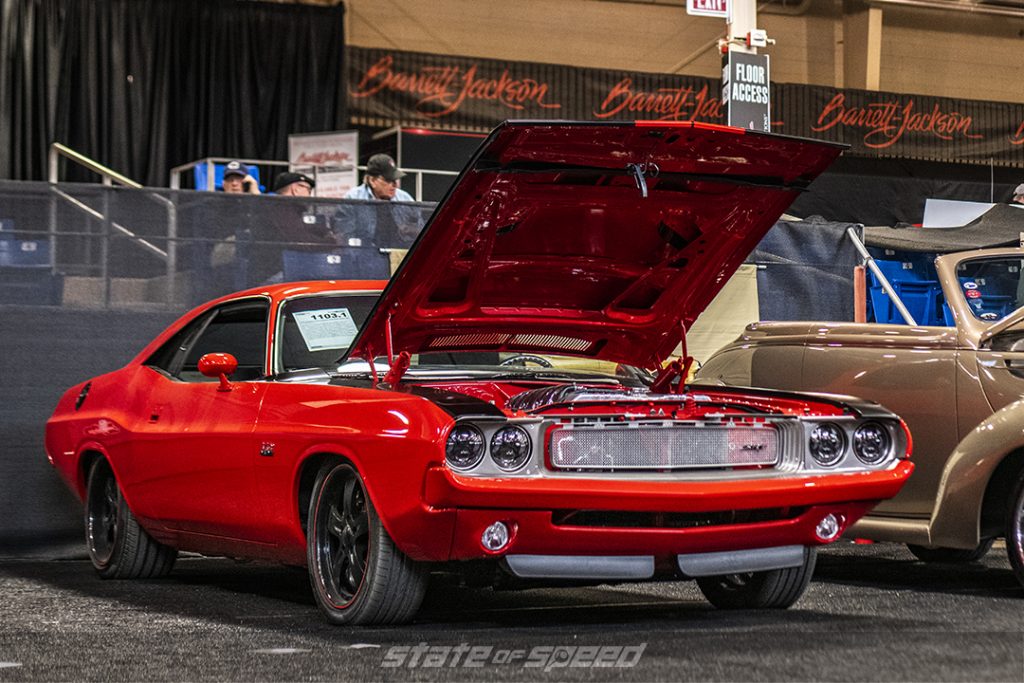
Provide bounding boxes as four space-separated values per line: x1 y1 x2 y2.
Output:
1005 469 1024 588
84 458 177 579
696 547 817 609
907 540 993 564
306 461 427 625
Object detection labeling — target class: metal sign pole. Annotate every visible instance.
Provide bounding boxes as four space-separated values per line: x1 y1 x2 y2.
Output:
727 0 757 55
721 0 771 132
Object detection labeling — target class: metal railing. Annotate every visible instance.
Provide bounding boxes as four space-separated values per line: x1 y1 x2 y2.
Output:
404 166 459 202
845 225 918 326
48 143 141 188
31 146 457 310
169 157 457 202
48 143 179 306
169 157 297 192
3 176 437 311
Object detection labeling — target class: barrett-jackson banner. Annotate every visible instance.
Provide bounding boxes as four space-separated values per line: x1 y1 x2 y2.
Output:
348 46 1024 168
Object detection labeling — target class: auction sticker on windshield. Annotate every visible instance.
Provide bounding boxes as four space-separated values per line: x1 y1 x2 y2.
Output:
293 308 359 351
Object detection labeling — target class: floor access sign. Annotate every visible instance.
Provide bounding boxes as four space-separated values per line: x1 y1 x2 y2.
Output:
722 51 770 132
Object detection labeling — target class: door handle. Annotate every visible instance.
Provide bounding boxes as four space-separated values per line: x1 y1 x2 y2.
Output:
979 357 1020 369
978 356 1024 378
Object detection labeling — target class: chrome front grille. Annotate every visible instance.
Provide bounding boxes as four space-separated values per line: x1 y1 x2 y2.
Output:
548 421 780 471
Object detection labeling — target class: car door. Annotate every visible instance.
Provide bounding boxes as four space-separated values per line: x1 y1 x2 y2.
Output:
974 318 1024 414
126 297 271 543
250 291 383 545
946 254 1024 422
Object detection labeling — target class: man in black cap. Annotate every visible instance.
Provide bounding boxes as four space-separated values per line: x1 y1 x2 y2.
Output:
344 154 412 202
221 160 261 194
272 172 315 197
243 171 333 283
336 153 423 247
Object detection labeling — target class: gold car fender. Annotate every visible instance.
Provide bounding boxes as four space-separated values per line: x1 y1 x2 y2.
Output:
929 397 1024 548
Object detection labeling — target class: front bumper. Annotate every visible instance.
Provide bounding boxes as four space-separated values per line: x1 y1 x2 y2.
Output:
419 461 913 561
448 502 875 560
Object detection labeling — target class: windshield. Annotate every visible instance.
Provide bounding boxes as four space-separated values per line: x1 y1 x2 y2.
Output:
277 292 648 382
954 256 1024 322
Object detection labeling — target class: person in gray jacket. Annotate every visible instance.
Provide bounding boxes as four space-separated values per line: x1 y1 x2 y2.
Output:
335 154 423 247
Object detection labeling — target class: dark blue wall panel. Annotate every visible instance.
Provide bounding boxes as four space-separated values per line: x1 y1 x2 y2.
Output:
0 306 178 557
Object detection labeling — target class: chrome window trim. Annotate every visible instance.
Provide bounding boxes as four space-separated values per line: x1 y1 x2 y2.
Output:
272 289 383 376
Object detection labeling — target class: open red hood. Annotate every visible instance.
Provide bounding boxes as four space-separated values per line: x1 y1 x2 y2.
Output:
349 121 844 368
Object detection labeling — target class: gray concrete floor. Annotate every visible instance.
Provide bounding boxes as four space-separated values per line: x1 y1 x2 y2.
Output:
0 541 1021 681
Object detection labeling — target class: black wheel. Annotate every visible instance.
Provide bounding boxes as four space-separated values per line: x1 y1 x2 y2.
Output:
907 539 994 564
307 461 427 625
84 458 177 579
1005 469 1024 588
696 547 817 609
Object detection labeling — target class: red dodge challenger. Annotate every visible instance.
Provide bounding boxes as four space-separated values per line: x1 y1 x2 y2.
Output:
46 121 912 624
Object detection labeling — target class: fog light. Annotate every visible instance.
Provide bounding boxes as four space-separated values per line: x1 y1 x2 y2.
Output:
481 521 510 552
816 513 842 542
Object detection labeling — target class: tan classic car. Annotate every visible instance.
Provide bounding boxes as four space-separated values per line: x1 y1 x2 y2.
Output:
697 247 1024 587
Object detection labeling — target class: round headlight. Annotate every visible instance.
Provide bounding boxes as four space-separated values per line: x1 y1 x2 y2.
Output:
446 424 485 470
809 423 846 466
490 426 532 472
853 422 892 465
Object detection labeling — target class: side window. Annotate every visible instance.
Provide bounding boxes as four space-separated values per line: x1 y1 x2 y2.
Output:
145 299 269 382
181 300 269 381
145 312 214 377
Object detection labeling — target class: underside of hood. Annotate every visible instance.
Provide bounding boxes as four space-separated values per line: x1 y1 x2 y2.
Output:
349 120 844 369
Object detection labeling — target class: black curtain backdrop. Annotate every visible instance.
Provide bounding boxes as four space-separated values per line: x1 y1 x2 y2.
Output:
790 156 1022 226
1 0 346 187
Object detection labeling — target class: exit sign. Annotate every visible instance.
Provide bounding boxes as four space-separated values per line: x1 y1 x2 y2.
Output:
687 0 728 18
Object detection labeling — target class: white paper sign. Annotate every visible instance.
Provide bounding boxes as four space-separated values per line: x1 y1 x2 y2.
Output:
293 308 359 351
288 130 359 199
312 170 357 199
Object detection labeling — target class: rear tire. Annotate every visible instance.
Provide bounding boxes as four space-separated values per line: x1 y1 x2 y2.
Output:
84 458 177 579
907 540 993 564
696 547 817 609
306 461 427 625
1004 469 1024 589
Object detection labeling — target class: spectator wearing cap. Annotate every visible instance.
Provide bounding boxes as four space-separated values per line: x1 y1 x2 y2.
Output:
273 172 315 197
222 160 261 195
345 154 414 202
246 171 332 284
336 154 423 247
1013 183 1024 205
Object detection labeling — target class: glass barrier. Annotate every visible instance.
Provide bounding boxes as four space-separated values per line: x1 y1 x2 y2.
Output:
0 181 436 312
